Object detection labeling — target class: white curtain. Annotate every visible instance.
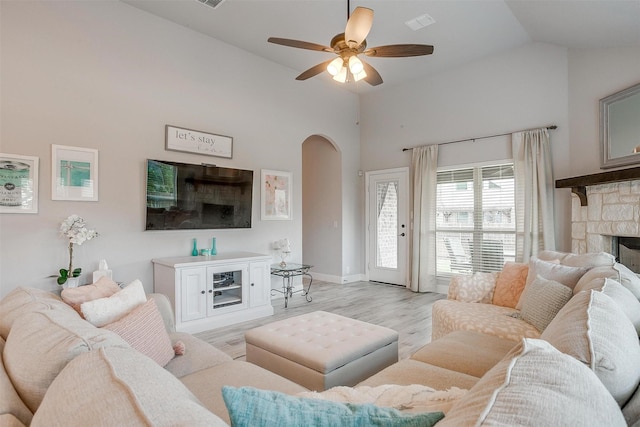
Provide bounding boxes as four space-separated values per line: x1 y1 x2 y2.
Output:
410 145 438 292
512 128 556 262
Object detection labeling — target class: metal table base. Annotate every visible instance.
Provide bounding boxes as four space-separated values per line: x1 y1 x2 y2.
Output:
270 263 313 308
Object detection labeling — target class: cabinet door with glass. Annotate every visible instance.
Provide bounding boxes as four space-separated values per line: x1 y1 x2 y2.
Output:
206 263 249 315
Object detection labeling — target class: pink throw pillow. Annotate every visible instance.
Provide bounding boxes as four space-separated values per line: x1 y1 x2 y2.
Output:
492 262 529 308
61 276 121 315
103 299 175 367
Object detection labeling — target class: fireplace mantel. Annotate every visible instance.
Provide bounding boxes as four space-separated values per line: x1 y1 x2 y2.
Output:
555 166 640 206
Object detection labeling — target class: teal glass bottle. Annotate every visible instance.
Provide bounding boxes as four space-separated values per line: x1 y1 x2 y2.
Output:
211 237 217 255
192 238 198 256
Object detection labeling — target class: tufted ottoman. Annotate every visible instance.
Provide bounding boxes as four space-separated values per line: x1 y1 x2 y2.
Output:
245 311 399 391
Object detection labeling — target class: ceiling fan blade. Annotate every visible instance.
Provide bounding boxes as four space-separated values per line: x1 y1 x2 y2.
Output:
361 59 383 86
268 37 333 53
344 7 373 48
296 59 335 81
364 44 434 58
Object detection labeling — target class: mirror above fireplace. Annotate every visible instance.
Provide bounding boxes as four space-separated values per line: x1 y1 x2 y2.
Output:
600 82 640 169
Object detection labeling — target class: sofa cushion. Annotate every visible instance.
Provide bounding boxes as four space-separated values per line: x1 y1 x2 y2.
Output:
574 277 640 334
438 338 626 426
432 299 540 342
541 290 640 405
164 332 233 378
60 276 121 314
30 346 227 427
3 309 129 412
614 262 640 299
0 337 33 427
103 298 175 367
516 257 588 309
0 287 74 340
492 262 528 308
81 279 147 327
447 272 497 304
357 359 480 391
221 386 445 427
181 360 309 424
297 384 468 414
411 330 516 378
538 250 616 268
518 275 573 332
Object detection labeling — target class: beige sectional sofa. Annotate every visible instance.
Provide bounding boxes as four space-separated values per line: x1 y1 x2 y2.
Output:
1 249 639 426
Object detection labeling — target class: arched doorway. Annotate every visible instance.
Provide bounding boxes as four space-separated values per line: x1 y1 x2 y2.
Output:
302 135 342 280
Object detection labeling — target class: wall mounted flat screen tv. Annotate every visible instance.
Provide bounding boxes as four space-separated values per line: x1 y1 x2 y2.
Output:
146 159 253 230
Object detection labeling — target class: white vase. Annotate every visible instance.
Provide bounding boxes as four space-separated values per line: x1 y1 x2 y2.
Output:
63 277 80 289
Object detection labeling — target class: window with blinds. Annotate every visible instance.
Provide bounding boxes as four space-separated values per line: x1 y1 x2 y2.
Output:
436 163 515 276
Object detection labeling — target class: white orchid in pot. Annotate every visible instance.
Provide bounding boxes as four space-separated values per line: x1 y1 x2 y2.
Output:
57 215 98 286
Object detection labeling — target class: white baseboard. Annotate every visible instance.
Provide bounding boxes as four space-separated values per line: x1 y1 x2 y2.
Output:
311 272 366 284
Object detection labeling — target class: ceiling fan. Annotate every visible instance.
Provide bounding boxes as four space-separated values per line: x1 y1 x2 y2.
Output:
267 0 434 86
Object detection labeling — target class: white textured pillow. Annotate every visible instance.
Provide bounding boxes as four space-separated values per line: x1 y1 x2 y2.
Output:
81 280 146 327
519 275 572 332
517 258 588 309
438 338 626 427
541 290 640 405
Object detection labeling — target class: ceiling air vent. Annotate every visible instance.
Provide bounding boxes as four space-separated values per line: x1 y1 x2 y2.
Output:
196 0 225 10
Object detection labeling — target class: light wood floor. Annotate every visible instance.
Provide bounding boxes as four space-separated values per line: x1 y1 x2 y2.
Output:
194 280 446 361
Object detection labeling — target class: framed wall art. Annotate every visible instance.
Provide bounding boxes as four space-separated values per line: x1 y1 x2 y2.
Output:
51 144 99 201
261 169 291 220
166 125 233 159
0 153 39 214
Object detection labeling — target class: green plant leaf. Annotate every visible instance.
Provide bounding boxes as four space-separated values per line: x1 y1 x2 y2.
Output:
72 268 82 277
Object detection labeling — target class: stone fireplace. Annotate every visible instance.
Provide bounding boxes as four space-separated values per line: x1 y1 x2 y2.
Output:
556 167 640 273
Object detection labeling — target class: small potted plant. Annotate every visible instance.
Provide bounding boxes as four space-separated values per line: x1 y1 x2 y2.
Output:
58 214 98 287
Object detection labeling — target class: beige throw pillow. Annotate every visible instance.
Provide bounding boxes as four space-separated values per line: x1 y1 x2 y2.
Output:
31 347 227 427
541 290 640 405
574 277 640 335
61 276 121 315
519 275 572 332
438 338 626 427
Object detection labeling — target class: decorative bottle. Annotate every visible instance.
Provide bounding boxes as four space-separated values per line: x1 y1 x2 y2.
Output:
211 237 217 255
192 238 198 256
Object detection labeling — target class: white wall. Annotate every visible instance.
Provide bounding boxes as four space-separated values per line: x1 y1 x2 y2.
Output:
567 47 640 176
0 1 360 297
360 42 573 250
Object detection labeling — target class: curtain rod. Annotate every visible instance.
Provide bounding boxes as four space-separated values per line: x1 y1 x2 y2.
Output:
401 125 558 152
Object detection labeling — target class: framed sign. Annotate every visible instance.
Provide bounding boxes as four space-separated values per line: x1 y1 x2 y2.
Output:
0 153 39 214
51 144 99 201
261 169 292 220
166 125 233 159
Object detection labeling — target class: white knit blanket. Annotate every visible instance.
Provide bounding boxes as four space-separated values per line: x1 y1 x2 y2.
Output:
297 384 468 414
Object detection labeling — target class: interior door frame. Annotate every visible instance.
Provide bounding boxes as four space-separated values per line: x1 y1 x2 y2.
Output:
365 167 410 286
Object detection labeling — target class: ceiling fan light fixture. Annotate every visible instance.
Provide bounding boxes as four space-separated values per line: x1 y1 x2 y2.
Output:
348 56 364 74
327 57 344 76
352 69 367 82
332 66 348 83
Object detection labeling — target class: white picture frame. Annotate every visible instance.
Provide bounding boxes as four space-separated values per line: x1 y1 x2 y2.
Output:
166 125 233 159
261 169 292 220
51 144 99 201
0 153 39 214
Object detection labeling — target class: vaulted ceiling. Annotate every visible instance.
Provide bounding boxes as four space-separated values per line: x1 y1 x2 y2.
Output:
122 0 640 93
